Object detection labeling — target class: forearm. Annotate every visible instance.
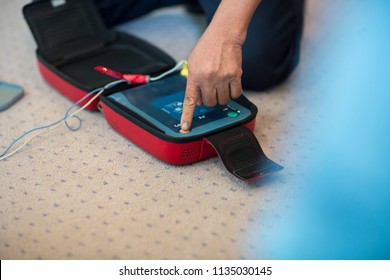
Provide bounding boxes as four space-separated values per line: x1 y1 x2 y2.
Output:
207 0 262 44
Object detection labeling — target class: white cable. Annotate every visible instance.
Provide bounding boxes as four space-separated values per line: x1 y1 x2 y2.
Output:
149 60 186 81
1 60 186 161
0 79 127 161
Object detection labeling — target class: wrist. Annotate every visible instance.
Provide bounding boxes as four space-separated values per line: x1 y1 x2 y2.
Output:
207 19 247 46
207 0 261 45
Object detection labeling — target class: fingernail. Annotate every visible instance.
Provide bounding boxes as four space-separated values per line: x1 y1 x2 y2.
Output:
181 121 189 131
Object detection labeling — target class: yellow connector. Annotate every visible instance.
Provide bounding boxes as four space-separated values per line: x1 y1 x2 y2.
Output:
180 60 188 78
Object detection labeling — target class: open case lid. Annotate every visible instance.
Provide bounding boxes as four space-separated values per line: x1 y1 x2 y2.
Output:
23 0 176 90
23 0 115 62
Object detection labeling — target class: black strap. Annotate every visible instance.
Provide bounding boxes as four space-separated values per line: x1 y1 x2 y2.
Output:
206 126 283 181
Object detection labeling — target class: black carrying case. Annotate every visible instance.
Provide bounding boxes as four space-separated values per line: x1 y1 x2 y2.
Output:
23 0 176 110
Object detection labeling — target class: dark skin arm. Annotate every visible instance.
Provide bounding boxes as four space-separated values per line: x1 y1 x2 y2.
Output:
180 0 262 132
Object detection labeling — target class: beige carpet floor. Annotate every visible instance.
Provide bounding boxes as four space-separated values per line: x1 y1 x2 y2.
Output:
1 0 328 259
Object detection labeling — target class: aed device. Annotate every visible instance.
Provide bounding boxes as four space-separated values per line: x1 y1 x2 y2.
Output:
23 0 283 181
99 74 283 181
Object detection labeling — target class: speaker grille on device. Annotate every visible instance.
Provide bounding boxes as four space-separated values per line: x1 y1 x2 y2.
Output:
181 147 198 158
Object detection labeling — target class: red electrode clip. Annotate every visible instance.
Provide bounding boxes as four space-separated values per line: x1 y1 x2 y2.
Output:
94 66 149 84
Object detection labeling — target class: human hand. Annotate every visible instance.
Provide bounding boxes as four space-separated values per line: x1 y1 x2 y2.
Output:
179 29 243 133
179 0 261 133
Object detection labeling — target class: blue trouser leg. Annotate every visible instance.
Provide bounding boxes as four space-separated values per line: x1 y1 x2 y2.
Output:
93 0 194 27
95 0 304 91
197 0 304 90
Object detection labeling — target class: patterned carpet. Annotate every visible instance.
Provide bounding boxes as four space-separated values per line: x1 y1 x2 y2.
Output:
1 0 326 259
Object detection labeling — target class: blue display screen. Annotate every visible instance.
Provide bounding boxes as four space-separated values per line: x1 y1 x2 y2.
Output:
108 75 245 134
151 92 213 121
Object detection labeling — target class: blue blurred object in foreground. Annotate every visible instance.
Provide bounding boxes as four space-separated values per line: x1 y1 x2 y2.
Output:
258 1 390 259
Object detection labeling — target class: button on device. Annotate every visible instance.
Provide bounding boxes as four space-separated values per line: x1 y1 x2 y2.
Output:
227 111 239 118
